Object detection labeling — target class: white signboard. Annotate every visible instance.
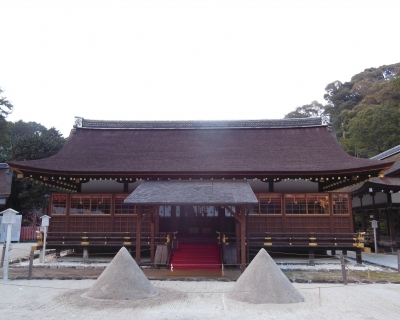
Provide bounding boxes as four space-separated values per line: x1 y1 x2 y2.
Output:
0 215 22 242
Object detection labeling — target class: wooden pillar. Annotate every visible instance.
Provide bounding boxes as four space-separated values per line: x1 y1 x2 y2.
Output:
350 207 356 233
235 213 241 266
65 194 70 232
136 206 142 263
269 180 274 192
240 206 246 271
110 194 115 232
359 195 366 231
150 207 155 264
356 248 362 265
371 193 380 242
361 211 366 231
388 208 397 245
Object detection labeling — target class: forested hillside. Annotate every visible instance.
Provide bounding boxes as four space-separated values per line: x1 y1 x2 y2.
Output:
0 90 65 222
285 63 400 158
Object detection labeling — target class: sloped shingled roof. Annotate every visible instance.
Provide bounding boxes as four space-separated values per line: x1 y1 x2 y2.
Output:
125 180 258 205
8 117 392 176
370 144 400 160
333 177 400 194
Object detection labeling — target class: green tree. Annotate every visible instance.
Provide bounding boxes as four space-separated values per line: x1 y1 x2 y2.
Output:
324 63 400 132
0 87 14 153
0 87 13 119
2 121 66 220
284 101 328 118
346 105 400 158
9 127 66 161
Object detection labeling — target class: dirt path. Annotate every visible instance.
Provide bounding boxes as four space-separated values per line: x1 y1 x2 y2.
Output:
1 280 399 319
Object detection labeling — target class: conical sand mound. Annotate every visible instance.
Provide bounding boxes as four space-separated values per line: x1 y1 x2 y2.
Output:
85 247 157 300
226 248 304 304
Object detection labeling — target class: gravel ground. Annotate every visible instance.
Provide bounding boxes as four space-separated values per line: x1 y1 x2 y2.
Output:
1 280 400 319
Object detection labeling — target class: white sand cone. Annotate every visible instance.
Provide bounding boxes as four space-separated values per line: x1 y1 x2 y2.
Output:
226 248 304 304
85 247 157 300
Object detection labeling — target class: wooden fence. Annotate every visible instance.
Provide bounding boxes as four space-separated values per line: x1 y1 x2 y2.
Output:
20 226 40 242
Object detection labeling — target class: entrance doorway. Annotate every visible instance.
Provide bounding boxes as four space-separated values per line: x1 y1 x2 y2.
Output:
159 205 235 240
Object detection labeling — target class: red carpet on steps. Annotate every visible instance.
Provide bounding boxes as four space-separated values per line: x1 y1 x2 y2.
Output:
169 243 221 270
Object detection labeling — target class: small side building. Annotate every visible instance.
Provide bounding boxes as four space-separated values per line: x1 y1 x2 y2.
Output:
339 144 400 252
0 163 12 208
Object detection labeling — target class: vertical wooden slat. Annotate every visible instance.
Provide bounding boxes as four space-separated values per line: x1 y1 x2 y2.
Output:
65 193 70 232
136 206 142 263
150 207 155 264
329 194 334 233
240 206 246 270
110 194 115 232
235 211 240 265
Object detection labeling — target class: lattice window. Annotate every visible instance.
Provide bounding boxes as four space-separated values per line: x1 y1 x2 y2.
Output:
51 194 67 214
91 195 111 214
115 195 136 214
284 194 306 214
70 195 111 214
306 194 330 214
70 195 91 214
332 194 349 214
259 194 282 214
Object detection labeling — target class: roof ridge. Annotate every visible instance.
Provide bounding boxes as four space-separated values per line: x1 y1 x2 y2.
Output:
74 116 331 130
370 144 400 160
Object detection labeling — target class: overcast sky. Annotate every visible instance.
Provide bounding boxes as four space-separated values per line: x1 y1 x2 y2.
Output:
1 0 399 137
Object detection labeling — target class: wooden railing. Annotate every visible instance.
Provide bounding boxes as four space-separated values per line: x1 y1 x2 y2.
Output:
38 231 174 248
217 232 367 250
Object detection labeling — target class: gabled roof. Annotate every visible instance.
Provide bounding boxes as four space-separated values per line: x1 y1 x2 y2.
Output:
8 117 392 178
124 180 258 205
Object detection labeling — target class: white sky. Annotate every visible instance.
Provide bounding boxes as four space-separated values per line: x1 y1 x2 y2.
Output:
1 0 399 137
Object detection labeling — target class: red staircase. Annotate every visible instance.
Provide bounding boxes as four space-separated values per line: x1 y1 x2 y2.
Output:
169 243 221 270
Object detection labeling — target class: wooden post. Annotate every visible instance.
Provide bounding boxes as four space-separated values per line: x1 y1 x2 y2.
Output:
309 248 315 266
65 193 70 232
110 194 115 232
28 249 35 280
329 194 334 233
356 248 362 265
136 206 142 263
150 208 155 265
361 210 366 231
397 249 400 274
371 193 380 242
387 194 397 251
235 217 241 266
246 207 249 266
0 243 5 268
240 206 246 271
358 196 365 231
340 254 347 285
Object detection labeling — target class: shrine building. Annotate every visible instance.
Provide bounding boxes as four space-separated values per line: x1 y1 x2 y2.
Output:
7 116 393 269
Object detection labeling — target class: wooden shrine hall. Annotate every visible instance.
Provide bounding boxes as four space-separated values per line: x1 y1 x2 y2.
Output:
7 116 394 269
